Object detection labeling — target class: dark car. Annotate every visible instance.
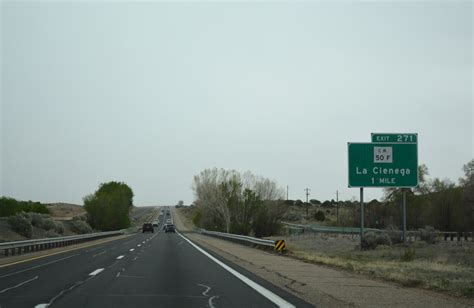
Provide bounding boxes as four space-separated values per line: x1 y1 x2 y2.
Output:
142 223 154 233
164 224 175 233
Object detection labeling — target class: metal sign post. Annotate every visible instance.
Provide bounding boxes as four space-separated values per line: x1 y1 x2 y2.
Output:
360 187 364 245
348 133 418 248
402 189 407 242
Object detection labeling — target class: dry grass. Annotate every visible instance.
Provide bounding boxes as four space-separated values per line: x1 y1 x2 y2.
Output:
46 203 85 219
283 233 474 297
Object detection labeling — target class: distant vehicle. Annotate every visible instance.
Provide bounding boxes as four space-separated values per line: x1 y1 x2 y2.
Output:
142 223 154 233
152 221 159 227
164 224 175 233
166 212 170 216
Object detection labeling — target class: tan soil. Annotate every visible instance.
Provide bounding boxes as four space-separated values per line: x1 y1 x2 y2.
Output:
172 207 474 308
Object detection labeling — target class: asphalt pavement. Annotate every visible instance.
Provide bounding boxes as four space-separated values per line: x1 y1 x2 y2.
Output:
0 208 312 308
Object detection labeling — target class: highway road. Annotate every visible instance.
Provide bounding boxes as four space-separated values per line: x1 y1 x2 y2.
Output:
0 208 311 308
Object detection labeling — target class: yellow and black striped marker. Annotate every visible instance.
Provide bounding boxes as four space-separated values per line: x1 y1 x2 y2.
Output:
274 240 286 252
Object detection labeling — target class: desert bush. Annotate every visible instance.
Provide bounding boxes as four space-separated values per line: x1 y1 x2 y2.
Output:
361 232 392 250
419 226 438 244
284 212 302 221
44 230 59 238
54 221 65 234
401 248 416 262
386 225 404 244
192 208 202 227
7 214 32 238
314 210 325 221
72 215 87 222
41 218 56 231
28 212 44 227
71 220 92 234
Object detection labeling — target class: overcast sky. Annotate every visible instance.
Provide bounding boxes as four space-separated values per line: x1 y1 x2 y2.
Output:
1 1 472 206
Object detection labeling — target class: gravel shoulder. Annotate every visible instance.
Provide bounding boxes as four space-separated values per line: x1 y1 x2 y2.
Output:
172 207 474 307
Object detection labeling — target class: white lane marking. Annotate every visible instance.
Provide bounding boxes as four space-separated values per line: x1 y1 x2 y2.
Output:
92 250 107 258
177 232 295 308
0 276 39 294
137 244 141 247
116 255 124 260
0 254 78 278
197 284 211 296
116 272 121 278
35 304 48 308
142 241 146 244
209 295 219 308
89 268 105 276
133 256 138 261
129 248 135 252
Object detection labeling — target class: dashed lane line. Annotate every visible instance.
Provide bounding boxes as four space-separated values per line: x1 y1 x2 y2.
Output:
89 268 105 276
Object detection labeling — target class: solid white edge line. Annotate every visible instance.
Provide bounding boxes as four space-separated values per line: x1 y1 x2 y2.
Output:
0 276 39 294
89 268 104 276
177 231 295 308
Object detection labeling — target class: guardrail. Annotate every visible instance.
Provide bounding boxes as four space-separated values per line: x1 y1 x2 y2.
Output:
199 229 275 249
0 230 124 257
282 223 473 242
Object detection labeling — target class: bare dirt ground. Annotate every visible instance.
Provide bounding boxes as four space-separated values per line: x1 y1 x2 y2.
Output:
46 203 86 220
173 207 474 308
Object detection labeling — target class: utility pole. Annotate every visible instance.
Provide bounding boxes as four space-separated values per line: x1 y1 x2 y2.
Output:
304 188 311 218
286 185 289 201
336 190 339 222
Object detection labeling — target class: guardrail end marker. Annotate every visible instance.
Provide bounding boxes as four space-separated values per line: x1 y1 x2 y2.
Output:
274 240 286 254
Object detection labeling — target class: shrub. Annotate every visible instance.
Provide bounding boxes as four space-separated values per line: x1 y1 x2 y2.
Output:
41 218 56 231
71 220 92 234
29 212 44 227
284 212 302 221
192 208 202 227
72 215 87 222
0 197 49 217
44 230 59 238
314 210 325 221
419 226 438 244
7 214 32 238
361 232 392 250
401 248 416 262
54 221 65 234
386 225 404 244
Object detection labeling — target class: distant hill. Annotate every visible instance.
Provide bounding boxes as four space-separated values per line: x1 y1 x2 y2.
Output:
46 203 85 220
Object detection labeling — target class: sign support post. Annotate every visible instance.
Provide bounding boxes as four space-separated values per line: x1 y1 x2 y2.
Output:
402 189 407 243
360 187 364 246
349 133 418 248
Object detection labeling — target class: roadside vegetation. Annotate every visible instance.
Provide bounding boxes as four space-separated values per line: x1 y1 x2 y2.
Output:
283 160 473 234
0 197 49 217
284 233 474 298
83 181 134 231
182 160 473 298
191 168 287 237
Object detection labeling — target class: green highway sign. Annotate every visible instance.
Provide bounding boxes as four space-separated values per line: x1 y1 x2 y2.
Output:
348 142 418 187
371 133 417 143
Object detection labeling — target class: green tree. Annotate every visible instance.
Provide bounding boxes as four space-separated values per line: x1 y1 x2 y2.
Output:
460 159 474 231
84 181 134 231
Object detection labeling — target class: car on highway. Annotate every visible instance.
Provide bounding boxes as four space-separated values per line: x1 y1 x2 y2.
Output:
142 223 154 233
152 221 159 227
164 224 175 233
